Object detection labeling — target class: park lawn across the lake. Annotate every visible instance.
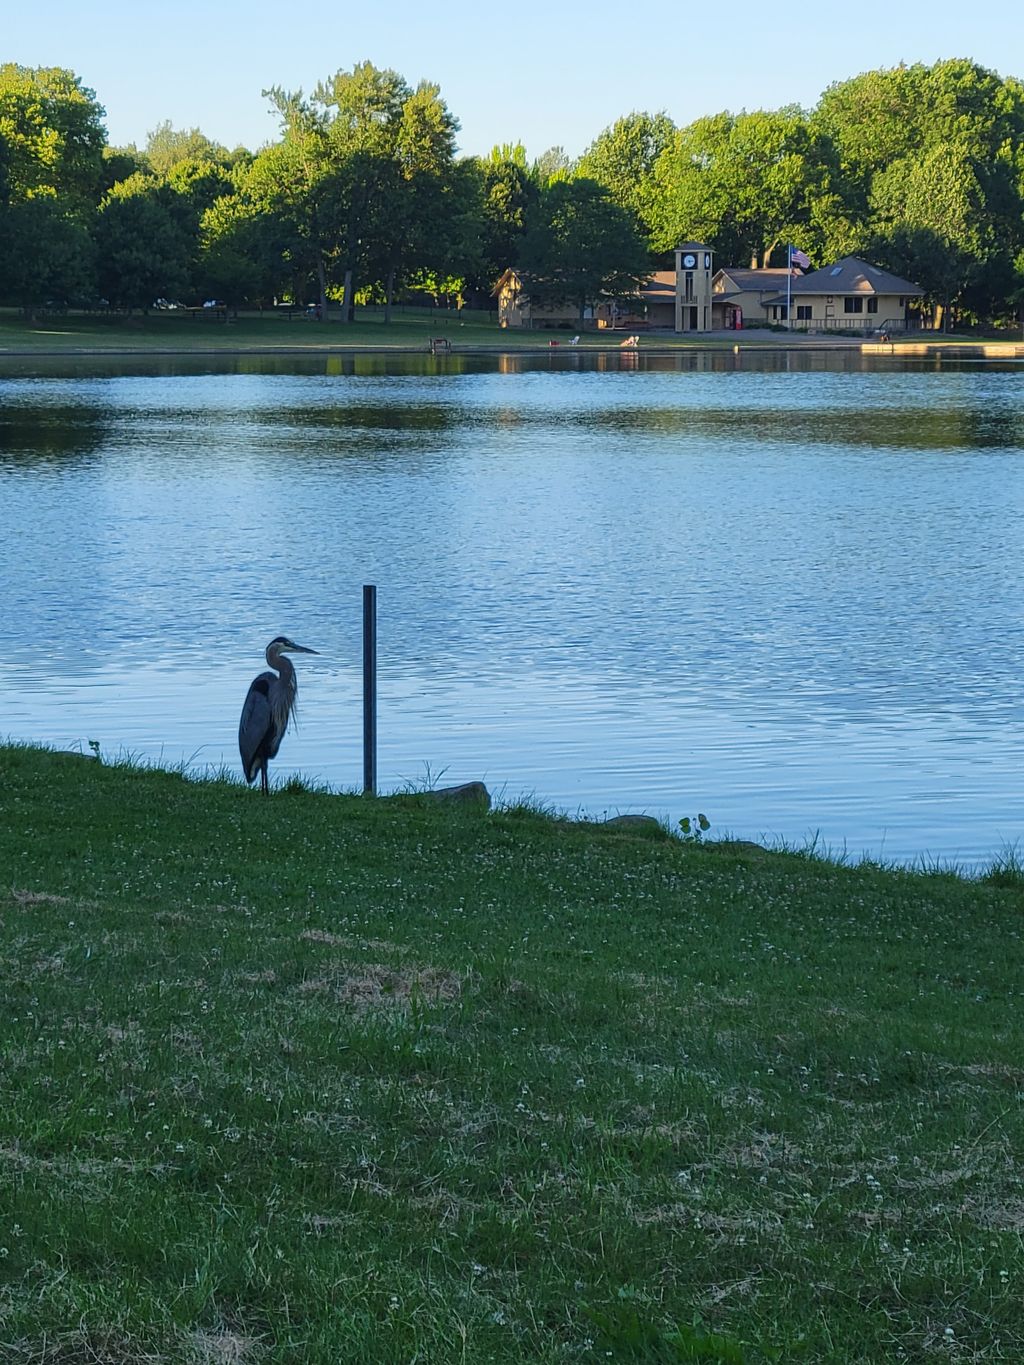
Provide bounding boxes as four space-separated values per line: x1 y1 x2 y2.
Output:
0 307 628 355
1 742 1023 1363
0 307 848 356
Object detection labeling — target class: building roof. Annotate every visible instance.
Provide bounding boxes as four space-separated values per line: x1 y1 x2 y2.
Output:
492 267 524 295
776 257 924 297
714 267 798 295
639 270 676 302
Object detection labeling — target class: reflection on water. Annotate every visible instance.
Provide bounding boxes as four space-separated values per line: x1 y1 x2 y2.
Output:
2 351 1023 868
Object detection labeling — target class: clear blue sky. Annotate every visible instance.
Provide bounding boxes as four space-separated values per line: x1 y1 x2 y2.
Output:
7 0 1024 159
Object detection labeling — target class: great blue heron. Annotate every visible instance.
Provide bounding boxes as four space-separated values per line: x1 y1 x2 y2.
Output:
238 636 318 794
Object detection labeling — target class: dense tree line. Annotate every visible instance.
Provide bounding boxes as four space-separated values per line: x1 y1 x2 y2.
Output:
2 57 1024 326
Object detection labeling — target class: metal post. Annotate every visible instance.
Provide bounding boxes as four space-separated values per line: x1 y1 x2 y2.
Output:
362 584 377 795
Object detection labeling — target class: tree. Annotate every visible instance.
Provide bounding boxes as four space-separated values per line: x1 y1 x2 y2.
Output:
1009 250 1024 336
470 143 539 289
372 76 462 319
0 196 95 310
519 178 650 324
815 65 927 191
239 126 334 307
648 113 737 256
871 142 992 328
0 64 106 209
532 146 575 185
651 107 832 268
0 65 105 309
254 63 461 321
94 173 190 308
101 144 149 194
144 120 236 175
578 111 675 239
197 192 276 306
818 60 1024 321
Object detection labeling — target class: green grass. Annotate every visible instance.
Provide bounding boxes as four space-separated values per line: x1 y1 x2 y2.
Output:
0 306 1016 358
0 307 853 356
0 307 508 354
0 306 639 355
2 743 1023 1362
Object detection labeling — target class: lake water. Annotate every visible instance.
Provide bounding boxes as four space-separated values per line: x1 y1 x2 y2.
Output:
3 350 1023 869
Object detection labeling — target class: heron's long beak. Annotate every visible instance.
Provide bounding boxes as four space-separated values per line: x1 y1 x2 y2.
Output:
291 644 319 654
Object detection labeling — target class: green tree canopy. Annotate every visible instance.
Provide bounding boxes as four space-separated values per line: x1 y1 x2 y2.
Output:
871 141 993 325
252 63 461 319
94 172 190 308
519 177 650 323
0 196 95 309
469 143 539 287
578 111 675 239
0 64 106 208
651 107 832 267
144 120 240 175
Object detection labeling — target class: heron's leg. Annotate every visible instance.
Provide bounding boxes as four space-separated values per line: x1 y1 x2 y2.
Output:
261 763 269 795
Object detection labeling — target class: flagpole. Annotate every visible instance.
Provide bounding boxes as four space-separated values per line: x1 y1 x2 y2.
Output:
787 244 792 330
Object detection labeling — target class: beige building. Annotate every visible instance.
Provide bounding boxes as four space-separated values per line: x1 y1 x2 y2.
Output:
757 257 924 331
494 268 595 328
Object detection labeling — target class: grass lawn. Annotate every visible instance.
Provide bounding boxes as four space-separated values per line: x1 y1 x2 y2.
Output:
0 308 1017 358
0 307 823 356
1 743 1023 1362
0 308 504 354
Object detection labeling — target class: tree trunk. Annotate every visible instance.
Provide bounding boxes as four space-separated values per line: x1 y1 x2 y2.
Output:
384 267 396 324
340 267 353 324
346 267 358 324
316 256 328 322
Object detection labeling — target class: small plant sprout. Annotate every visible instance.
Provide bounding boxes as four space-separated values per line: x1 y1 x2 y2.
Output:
679 812 711 843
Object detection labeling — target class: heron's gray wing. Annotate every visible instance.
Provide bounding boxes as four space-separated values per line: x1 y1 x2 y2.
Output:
239 675 273 782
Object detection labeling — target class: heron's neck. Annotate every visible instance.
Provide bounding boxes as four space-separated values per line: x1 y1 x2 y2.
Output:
266 648 297 693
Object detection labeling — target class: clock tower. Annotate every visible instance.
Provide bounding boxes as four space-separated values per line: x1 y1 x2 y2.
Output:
674 242 714 332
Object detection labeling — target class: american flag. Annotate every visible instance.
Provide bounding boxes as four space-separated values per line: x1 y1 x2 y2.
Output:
790 247 811 269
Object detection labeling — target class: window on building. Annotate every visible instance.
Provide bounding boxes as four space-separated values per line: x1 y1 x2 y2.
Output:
796 305 812 320
844 297 864 314
867 297 878 314
684 271 694 302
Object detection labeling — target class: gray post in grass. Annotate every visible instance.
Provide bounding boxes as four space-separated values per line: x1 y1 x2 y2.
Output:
363 584 377 795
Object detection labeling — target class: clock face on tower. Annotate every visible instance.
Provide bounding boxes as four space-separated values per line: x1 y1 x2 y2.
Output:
682 253 697 268
704 253 712 269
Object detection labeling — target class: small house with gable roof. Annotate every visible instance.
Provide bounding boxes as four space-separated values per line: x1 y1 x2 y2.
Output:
711 267 801 330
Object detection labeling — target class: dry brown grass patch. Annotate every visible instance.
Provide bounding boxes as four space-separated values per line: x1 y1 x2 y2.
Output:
187 1330 261 1364
963 1198 1024 1231
236 969 277 987
1 1341 164 1364
299 928 406 954
9 888 71 907
297 961 465 1010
